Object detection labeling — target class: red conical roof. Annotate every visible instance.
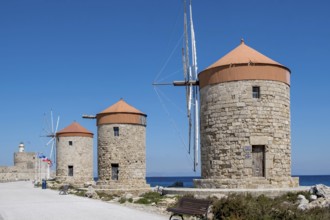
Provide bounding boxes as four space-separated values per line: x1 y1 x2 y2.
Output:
56 122 93 136
96 99 147 126
206 40 287 70
198 40 291 88
99 99 144 115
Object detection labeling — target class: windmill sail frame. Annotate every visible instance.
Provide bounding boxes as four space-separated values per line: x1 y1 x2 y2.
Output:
152 0 200 172
177 0 199 171
41 110 60 179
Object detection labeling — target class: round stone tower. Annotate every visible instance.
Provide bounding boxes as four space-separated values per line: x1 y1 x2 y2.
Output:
56 122 94 185
96 99 148 189
14 142 35 170
195 40 299 189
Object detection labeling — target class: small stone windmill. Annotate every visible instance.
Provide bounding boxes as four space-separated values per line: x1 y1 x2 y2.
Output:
83 98 149 189
56 122 94 185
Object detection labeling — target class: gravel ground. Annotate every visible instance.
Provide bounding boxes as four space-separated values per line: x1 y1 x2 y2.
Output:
0 181 167 220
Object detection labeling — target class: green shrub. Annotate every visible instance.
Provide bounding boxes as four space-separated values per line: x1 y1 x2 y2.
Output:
134 192 163 205
212 192 330 220
73 191 85 197
297 207 330 220
135 197 150 204
119 197 127 204
96 192 115 201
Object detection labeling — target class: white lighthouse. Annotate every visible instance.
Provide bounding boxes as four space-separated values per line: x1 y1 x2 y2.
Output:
18 142 25 152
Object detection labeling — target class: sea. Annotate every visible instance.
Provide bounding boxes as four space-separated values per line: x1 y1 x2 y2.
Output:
145 175 330 188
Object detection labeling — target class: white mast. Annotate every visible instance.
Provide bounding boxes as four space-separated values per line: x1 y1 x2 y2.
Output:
183 0 192 155
181 0 199 171
153 0 199 171
189 0 199 171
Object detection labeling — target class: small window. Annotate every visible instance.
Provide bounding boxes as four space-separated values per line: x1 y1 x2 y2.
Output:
69 141 73 146
113 127 119 136
252 86 260 98
111 164 119 180
68 165 73 176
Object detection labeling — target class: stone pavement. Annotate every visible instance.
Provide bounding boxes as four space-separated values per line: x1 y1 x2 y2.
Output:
0 181 167 220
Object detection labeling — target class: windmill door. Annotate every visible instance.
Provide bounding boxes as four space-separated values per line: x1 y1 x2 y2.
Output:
252 145 265 177
111 164 119 180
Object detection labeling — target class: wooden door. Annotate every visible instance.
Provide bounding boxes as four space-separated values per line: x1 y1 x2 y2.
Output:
252 145 265 177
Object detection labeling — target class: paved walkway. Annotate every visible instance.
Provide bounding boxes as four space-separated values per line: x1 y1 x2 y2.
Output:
0 181 167 220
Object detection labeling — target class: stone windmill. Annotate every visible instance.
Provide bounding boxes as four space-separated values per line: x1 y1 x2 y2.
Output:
84 98 149 189
56 122 94 185
194 40 299 189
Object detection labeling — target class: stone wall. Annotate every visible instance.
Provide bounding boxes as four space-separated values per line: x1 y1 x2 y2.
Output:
97 124 148 189
163 184 306 198
14 152 36 169
197 80 298 188
56 136 93 184
0 166 36 182
0 152 48 182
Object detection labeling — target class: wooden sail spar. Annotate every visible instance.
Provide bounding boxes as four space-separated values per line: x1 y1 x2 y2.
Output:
152 0 199 171
173 0 199 171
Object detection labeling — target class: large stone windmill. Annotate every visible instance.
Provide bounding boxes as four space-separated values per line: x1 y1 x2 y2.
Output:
194 40 299 189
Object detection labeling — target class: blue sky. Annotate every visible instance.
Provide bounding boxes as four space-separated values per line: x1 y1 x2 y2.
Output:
0 0 329 176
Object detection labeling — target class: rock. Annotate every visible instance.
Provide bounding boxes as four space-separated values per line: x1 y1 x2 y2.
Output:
84 181 95 187
70 189 78 194
208 212 214 220
297 194 307 200
303 197 330 210
157 197 177 207
165 194 177 198
46 181 55 188
297 203 308 211
310 195 317 201
112 197 120 202
152 186 164 195
300 198 309 205
124 193 133 200
312 184 330 198
85 186 99 199
308 198 328 209
210 193 227 200
194 193 226 200
297 194 309 210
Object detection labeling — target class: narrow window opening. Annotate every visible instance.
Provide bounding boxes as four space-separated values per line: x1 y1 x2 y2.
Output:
252 86 260 98
111 164 119 180
113 127 119 136
68 165 74 176
69 141 73 146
